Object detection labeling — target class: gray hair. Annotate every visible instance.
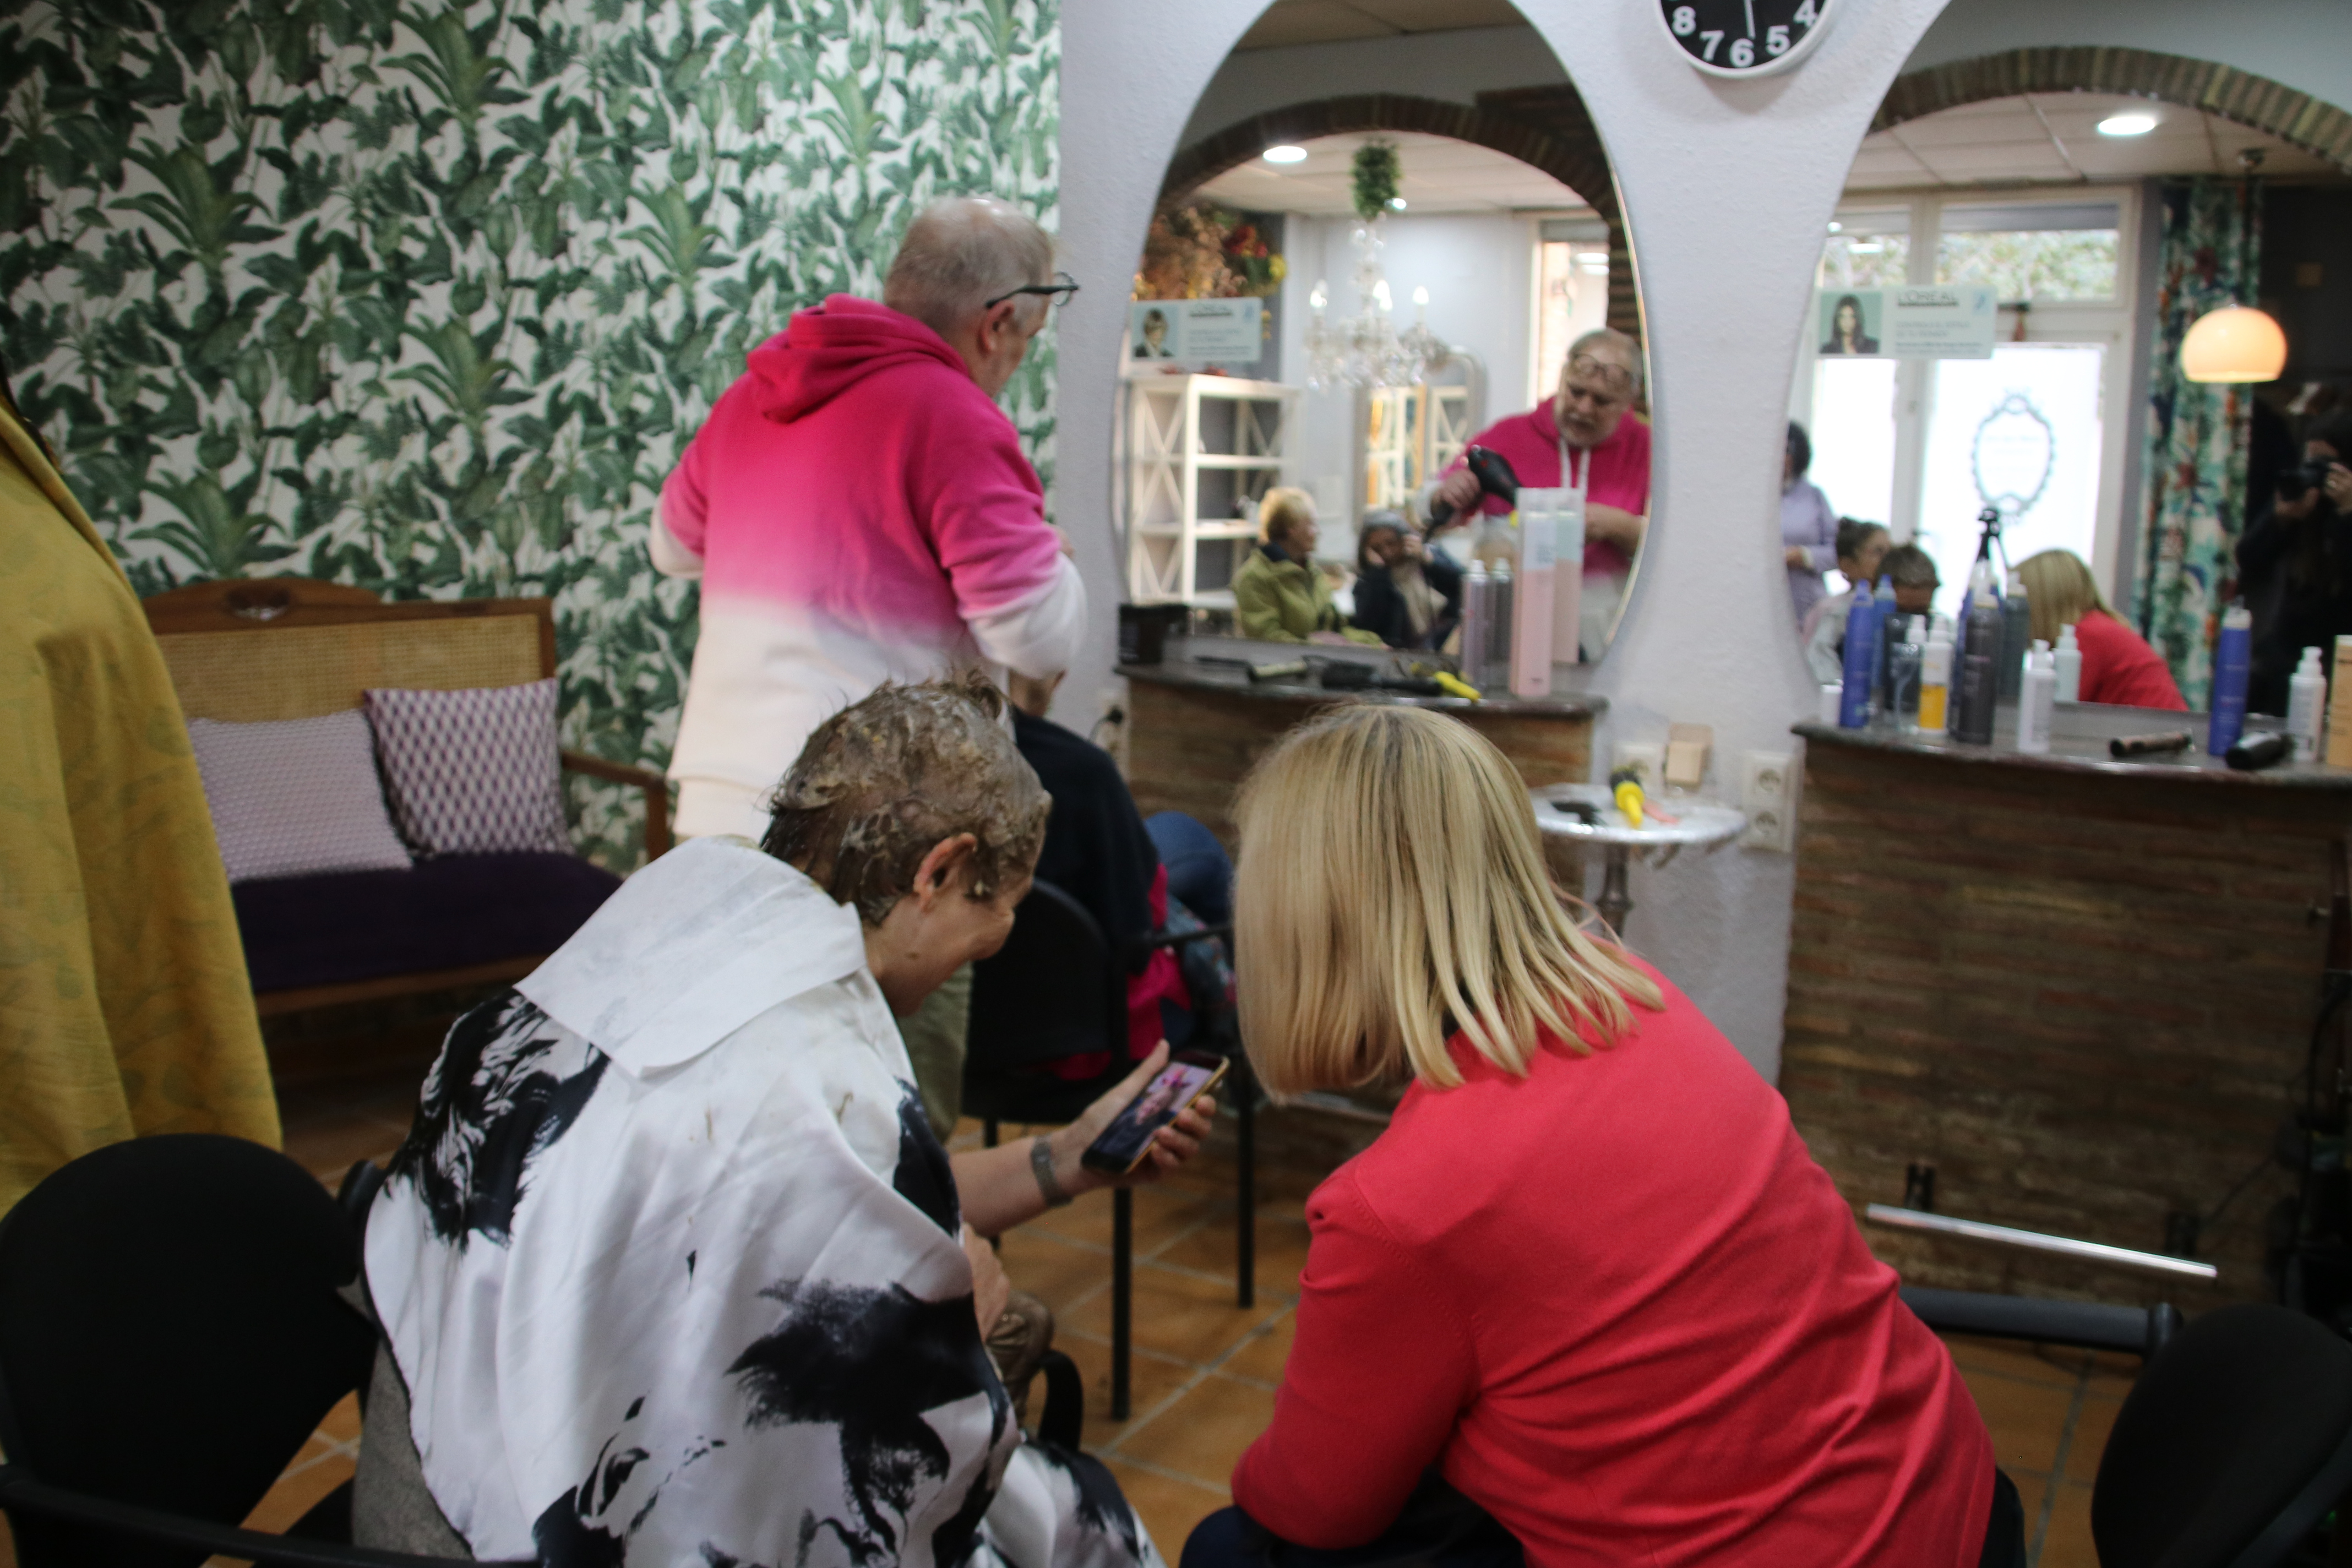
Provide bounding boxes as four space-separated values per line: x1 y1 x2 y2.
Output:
883 196 1055 340
1566 328 1645 396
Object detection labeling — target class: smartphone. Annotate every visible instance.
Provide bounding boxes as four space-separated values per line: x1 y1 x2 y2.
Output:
1080 1051 1229 1176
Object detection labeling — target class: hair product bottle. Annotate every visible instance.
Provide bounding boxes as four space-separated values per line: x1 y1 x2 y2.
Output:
1486 560 1516 695
2288 645 2327 761
2207 605 2253 758
1460 560 1489 688
1872 577 1899 711
1952 565 2002 745
1886 614 1924 729
2017 640 2056 754
1998 573 2032 700
1838 580 1882 728
1918 626 1953 734
1511 499 1555 697
2053 623 2082 704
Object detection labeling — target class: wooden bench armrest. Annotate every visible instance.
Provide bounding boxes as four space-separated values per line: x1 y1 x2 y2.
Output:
560 750 673 860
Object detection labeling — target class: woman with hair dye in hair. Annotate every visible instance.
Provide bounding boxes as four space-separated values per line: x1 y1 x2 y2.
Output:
361 678 1199 1568
1181 706 2014 1568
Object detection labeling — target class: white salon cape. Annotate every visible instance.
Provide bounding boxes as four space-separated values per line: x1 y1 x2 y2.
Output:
364 836 1159 1568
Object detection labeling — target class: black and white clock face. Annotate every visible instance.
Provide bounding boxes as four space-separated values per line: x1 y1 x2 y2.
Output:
1658 0 1832 78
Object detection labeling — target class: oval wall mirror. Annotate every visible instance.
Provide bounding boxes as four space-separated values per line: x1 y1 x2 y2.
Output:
1787 51 2351 718
1117 0 1651 672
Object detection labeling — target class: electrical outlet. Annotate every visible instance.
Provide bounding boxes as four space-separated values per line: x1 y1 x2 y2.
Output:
1739 750 1797 852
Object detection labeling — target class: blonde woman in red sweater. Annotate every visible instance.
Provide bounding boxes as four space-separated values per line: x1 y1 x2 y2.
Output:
1185 706 2015 1568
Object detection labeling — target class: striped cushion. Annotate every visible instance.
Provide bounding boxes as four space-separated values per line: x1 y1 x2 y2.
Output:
187 711 415 883
365 679 570 857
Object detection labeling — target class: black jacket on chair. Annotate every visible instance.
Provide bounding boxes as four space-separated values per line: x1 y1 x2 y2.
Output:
1353 555 1464 649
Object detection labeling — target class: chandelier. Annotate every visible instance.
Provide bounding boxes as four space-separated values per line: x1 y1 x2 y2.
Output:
1303 219 1450 391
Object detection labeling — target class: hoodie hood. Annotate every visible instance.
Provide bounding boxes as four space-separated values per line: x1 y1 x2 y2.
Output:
747 295 971 424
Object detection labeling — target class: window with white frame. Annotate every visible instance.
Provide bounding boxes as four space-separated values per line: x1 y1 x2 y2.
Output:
1791 190 2138 624
1534 217 1613 407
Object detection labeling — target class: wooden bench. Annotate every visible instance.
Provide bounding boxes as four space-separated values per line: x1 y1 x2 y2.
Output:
144 577 669 1016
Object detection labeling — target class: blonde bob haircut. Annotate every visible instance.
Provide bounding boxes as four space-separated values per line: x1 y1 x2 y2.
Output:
1234 705 1662 1096
2015 549 2112 649
1257 486 1316 547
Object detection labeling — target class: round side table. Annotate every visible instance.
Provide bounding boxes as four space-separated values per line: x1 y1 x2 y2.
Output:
1529 784 1747 938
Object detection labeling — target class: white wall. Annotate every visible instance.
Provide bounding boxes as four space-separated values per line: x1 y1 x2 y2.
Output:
1061 1 2352 1082
1277 211 1537 546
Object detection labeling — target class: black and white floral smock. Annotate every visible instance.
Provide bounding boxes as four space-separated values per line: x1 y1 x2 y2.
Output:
364 835 1159 1568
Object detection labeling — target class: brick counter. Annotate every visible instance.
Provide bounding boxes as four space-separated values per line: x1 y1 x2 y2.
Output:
1783 722 2352 1313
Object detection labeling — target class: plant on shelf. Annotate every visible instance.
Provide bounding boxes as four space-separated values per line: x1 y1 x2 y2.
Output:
1133 202 1287 300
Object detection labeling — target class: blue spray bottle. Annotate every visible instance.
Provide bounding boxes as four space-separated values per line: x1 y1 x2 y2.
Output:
2208 605 2253 756
1838 582 1882 728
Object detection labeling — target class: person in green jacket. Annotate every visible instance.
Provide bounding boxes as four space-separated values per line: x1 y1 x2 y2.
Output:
1233 487 1385 646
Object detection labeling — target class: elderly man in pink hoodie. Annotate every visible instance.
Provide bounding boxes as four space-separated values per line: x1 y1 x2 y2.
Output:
653 195 1083 1130
655 194 1083 840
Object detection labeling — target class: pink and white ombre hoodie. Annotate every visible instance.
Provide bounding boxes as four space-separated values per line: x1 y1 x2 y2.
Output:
654 295 1085 839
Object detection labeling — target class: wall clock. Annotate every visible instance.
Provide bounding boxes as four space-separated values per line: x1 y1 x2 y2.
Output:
1658 0 1833 78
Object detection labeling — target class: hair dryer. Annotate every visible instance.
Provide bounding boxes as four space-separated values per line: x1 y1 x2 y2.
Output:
1428 445 1521 528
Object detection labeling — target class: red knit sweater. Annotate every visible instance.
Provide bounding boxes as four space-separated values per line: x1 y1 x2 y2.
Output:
2073 608 2186 710
1232 967 1993 1567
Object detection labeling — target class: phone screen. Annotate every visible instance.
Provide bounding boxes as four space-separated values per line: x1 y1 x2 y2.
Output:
1082 1057 1223 1173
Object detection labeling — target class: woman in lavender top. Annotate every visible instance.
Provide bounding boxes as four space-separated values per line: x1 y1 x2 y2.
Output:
1781 420 1839 627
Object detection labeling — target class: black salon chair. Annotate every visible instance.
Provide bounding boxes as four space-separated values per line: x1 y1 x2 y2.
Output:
963 877 1253 1420
0 1133 498 1567
1905 1290 2352 1567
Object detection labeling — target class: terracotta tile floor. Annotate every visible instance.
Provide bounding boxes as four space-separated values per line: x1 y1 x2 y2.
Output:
2 1068 2133 1568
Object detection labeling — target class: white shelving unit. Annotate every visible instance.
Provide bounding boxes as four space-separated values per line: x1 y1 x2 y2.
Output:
1122 374 1302 608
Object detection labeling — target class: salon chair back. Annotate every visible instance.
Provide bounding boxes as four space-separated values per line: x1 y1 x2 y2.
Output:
0 1135 493 1567
2092 1303 2352 1568
1906 1290 2352 1568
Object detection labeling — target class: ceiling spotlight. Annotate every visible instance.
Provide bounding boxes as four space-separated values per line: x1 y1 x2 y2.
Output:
1850 241 1884 254
1389 197 1408 210
2097 112 2158 137
1827 221 1843 233
1262 144 1308 164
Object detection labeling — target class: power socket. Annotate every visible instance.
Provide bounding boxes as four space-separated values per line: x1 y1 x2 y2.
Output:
1739 749 1796 853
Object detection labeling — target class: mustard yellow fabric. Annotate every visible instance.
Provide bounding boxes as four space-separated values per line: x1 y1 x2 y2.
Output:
0 397 279 1215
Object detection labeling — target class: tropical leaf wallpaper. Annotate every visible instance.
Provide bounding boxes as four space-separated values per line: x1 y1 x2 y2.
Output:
1 0 1061 868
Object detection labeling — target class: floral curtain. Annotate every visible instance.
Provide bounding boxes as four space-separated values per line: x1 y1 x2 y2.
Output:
0 0 1060 869
2136 178 2262 709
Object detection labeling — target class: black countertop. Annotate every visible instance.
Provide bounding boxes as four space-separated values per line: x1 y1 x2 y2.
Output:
1796 703 2352 791
1120 635 1607 721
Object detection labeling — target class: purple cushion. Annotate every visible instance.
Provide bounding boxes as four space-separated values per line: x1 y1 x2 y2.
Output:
232 852 621 994
187 712 414 883
364 680 570 856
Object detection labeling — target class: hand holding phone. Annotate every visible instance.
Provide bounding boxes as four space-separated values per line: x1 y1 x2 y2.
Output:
1079 1048 1229 1177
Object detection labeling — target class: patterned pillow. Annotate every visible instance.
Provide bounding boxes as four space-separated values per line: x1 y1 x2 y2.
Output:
366 679 571 857
187 711 416 884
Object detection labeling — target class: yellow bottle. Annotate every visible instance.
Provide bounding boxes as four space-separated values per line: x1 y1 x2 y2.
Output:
1917 628 1953 734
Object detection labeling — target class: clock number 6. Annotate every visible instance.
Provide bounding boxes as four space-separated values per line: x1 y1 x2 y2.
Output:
1729 35 1754 66
1765 23 1790 53
1671 6 1696 34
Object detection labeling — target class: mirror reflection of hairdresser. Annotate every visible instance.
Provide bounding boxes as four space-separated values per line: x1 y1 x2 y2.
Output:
1780 421 1839 627
1180 706 2017 1568
357 678 1206 1568
652 196 1086 845
1430 330 1649 660
2237 410 2352 714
